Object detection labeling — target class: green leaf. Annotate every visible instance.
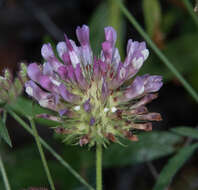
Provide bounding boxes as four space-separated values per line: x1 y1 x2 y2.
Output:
153 143 198 190
171 126 198 139
0 119 12 147
142 0 161 37
103 131 182 167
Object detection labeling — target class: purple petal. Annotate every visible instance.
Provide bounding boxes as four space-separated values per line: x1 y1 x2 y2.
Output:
50 59 63 72
101 79 109 101
76 25 93 66
43 62 53 75
142 75 163 93
80 45 93 66
39 75 53 91
76 25 90 46
25 80 49 101
83 99 91 112
41 43 54 60
101 26 117 64
124 76 144 100
109 62 127 89
93 58 100 80
25 80 58 110
59 109 69 116
56 42 71 65
58 83 79 103
64 35 80 68
64 34 73 51
90 117 95 126
124 40 149 79
117 63 127 81
38 94 58 110
56 41 67 58
27 63 42 82
28 63 61 94
131 94 158 108
74 64 88 89
104 26 117 45
112 48 121 71
56 41 72 65
67 65 76 83
41 43 63 71
99 60 108 75
102 41 113 61
57 66 67 80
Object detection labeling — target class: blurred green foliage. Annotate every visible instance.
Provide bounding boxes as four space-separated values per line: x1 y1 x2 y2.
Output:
142 0 161 37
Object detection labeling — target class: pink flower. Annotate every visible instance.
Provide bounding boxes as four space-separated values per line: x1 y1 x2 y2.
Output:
25 25 163 147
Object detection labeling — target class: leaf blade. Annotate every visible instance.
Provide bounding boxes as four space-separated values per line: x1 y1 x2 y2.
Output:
153 143 198 190
0 119 12 147
104 131 182 167
171 126 198 139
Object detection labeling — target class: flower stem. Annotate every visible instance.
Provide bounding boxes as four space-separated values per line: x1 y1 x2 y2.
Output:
96 143 102 190
0 153 11 190
29 117 56 190
6 108 94 190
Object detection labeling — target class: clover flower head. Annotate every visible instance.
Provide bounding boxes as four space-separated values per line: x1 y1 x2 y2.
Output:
0 63 27 105
25 25 163 147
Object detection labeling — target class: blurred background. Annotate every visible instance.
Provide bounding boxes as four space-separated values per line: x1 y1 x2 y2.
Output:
1 0 198 189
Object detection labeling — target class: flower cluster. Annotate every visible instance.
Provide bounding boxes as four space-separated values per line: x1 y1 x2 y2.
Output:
0 63 27 106
25 25 163 147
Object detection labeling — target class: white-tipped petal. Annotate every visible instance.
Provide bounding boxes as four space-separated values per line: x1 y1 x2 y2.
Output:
74 105 81 111
57 41 67 58
50 77 61 86
132 57 144 70
141 49 149 60
26 87 33 96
